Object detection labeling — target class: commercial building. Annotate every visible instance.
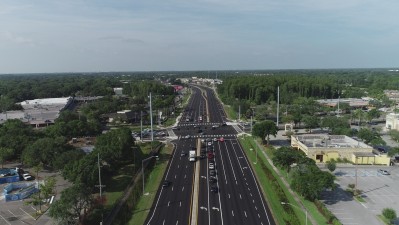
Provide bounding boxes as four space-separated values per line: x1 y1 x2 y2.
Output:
316 98 370 108
0 97 73 127
291 134 390 165
386 113 399 131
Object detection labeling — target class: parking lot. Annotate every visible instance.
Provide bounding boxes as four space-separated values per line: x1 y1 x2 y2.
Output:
322 166 399 225
0 200 42 225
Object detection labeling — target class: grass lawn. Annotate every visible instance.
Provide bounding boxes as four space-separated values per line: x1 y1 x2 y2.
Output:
223 104 237 120
239 136 333 225
128 142 174 225
104 164 136 209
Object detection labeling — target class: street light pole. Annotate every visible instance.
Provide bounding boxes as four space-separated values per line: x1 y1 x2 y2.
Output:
281 202 307 225
142 156 159 195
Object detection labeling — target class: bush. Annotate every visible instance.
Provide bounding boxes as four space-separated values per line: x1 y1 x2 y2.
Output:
382 208 397 223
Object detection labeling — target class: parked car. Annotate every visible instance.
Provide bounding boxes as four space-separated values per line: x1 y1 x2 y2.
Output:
378 169 390 175
181 152 187 157
23 173 33 181
209 169 216 176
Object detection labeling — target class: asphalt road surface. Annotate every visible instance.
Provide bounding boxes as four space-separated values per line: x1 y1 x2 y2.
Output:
145 85 276 225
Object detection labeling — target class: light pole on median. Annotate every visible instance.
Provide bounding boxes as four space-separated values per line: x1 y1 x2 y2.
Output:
281 202 307 225
142 155 159 195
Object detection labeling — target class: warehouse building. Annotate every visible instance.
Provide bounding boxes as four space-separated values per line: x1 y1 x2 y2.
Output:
291 134 390 165
0 97 72 127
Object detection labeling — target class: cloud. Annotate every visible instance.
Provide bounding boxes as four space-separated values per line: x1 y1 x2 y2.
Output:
0 31 35 46
98 36 145 44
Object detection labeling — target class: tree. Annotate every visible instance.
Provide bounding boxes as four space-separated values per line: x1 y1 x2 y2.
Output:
0 147 14 168
302 115 319 133
382 208 397 223
49 183 93 224
94 127 134 165
272 147 304 172
252 120 278 145
326 160 336 172
366 109 381 122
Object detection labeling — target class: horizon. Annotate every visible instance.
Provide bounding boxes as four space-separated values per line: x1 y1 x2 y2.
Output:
1 0 399 73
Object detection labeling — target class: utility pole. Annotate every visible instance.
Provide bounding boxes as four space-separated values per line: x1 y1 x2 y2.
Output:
140 111 143 141
251 116 253 134
149 92 154 142
238 105 241 122
277 86 280 127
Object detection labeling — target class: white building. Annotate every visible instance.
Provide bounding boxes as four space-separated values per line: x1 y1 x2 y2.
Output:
386 113 399 130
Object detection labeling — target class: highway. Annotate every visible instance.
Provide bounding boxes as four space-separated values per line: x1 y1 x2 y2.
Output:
145 85 276 225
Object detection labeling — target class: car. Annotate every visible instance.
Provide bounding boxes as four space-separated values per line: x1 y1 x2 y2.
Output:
208 142 212 146
162 180 171 188
181 152 187 157
198 129 203 133
213 138 218 142
209 169 216 176
23 173 33 181
209 163 215 170
210 186 218 193
222 122 227 126
172 127 180 130
219 137 224 142
378 169 390 175
184 135 191 139
208 153 214 159
209 176 217 183
200 154 206 159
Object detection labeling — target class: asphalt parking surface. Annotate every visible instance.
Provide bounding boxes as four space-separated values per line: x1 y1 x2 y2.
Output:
321 166 399 225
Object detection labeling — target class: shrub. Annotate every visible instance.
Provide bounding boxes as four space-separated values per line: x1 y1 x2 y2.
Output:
382 208 397 222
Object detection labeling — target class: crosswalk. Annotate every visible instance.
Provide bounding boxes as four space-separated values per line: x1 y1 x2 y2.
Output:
178 122 222 127
179 134 237 139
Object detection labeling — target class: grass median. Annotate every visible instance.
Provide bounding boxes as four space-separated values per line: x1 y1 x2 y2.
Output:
239 136 334 225
128 142 174 225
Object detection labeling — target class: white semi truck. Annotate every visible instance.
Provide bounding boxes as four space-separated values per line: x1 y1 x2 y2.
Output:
189 150 196 162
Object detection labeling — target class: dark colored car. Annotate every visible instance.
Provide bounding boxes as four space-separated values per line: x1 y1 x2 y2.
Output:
162 180 171 188
210 186 218 193
208 152 214 159
209 169 216 176
209 176 217 183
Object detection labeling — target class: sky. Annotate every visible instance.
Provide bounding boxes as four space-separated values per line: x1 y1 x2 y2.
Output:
0 0 398 73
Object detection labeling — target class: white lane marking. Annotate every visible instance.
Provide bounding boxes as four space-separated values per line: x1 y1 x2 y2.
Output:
146 142 179 224
232 210 234 217
178 165 180 168
218 139 228 184
258 213 260 218
245 211 247 217
229 139 245 175
228 194 230 199
239 194 242 199
186 165 188 168
176 220 179 225
255 206 258 211
237 140 272 225
163 219 165 225
184 174 187 179
223 141 238 182
175 175 177 179
182 186 184 192
168 201 170 207
250 193 253 197
20 208 35 220
200 206 208 211
0 214 11 225
7 210 16 217
180 201 182 207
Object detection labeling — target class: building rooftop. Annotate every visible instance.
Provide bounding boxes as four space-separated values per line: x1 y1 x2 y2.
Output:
295 134 371 149
316 98 369 107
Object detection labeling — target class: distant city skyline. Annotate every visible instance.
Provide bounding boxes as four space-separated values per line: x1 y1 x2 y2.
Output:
0 0 398 74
